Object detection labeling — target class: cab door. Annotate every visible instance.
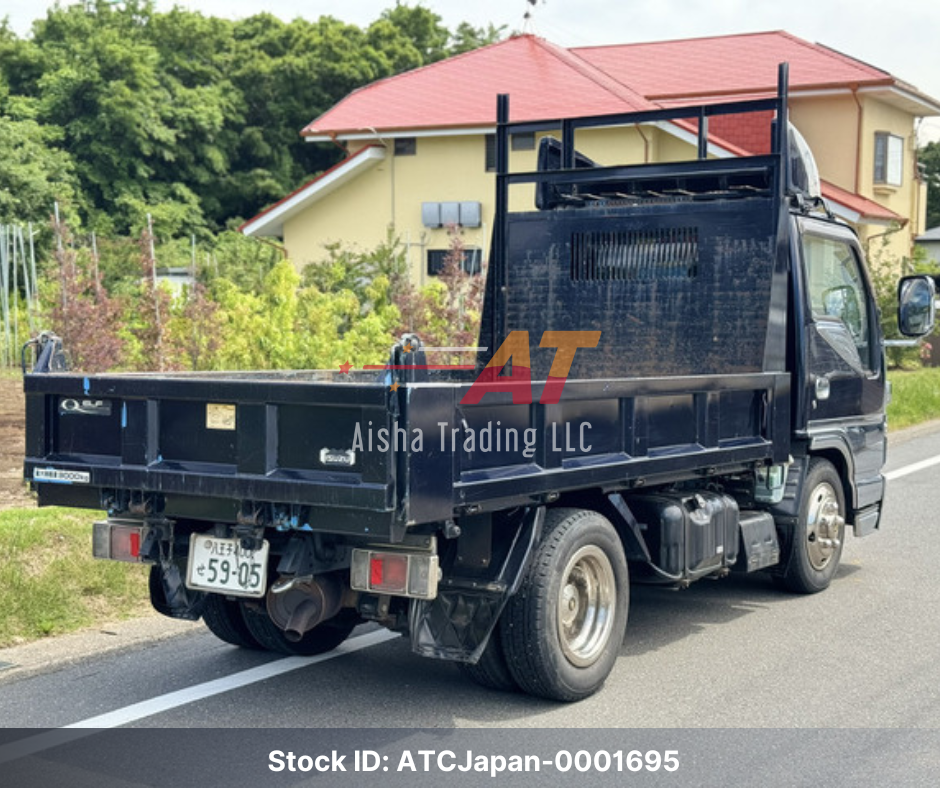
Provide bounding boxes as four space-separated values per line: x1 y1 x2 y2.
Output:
798 217 886 511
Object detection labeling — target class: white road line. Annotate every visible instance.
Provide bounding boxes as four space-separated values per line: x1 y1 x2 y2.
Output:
66 628 399 729
885 454 940 481
0 629 399 765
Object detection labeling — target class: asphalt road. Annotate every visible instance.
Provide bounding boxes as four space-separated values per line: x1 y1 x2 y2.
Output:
1 424 939 731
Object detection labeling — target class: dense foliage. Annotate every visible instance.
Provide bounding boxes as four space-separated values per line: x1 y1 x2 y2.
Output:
866 233 939 369
921 140 940 231
32 221 485 373
0 1 503 235
0 3 500 371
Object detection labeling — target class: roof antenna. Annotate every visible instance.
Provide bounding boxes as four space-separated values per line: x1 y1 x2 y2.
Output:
523 0 544 34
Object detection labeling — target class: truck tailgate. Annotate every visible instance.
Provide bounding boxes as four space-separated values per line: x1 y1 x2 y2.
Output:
24 372 398 533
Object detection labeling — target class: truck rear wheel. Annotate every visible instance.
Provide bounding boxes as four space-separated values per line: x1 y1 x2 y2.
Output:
202 594 263 649
500 508 629 702
239 602 358 656
778 458 846 594
456 623 519 693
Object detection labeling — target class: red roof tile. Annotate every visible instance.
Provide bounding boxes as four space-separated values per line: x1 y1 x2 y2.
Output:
819 180 902 223
572 31 893 101
259 31 907 234
303 35 655 137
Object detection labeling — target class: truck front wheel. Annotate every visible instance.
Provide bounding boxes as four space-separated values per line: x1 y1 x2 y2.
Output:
500 508 629 702
778 458 846 594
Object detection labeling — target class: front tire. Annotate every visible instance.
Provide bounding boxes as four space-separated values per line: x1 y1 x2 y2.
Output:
500 508 629 702
778 458 846 594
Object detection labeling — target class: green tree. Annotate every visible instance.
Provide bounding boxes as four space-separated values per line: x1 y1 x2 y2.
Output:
920 140 940 230
867 232 940 368
0 97 81 223
378 3 450 63
0 3 505 240
226 12 430 225
145 8 243 231
449 21 507 56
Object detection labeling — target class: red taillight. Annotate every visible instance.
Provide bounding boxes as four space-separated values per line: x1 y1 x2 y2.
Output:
351 548 439 600
369 553 408 593
109 526 142 561
93 520 148 563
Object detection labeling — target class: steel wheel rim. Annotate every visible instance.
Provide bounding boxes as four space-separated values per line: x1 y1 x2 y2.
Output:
806 482 844 571
557 545 616 667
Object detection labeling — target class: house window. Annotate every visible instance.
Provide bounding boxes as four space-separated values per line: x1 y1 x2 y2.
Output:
485 134 496 172
874 132 903 186
512 132 536 151
394 137 417 156
427 248 483 276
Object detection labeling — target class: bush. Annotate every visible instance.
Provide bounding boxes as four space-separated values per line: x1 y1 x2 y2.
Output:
31 223 487 374
866 232 939 369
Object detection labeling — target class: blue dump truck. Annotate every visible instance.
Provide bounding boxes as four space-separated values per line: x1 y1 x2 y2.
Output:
24 66 936 701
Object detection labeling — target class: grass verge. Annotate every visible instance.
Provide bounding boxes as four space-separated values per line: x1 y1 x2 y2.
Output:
0 507 151 647
887 367 940 430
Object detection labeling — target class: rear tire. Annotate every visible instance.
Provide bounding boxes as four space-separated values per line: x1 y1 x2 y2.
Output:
778 458 846 594
500 508 629 702
239 602 358 656
201 594 263 649
457 623 520 693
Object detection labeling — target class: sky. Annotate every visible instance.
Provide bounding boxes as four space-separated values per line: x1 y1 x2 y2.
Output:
4 0 940 141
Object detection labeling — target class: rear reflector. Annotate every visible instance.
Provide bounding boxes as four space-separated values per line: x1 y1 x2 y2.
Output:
93 520 150 563
351 549 438 600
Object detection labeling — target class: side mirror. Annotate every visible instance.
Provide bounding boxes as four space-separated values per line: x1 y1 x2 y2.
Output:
898 275 937 337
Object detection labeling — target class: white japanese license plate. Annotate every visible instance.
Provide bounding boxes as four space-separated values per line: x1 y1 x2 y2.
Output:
186 535 269 598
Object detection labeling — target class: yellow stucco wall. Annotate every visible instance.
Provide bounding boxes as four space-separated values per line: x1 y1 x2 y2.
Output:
789 95 859 193
859 97 924 261
282 158 394 266
286 128 666 284
786 93 923 264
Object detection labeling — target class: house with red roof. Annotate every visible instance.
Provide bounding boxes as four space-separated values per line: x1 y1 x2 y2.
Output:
241 31 940 282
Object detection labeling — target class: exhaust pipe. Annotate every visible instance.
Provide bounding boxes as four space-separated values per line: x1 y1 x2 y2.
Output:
266 574 344 642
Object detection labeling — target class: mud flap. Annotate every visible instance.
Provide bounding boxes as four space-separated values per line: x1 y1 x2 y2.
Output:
409 506 543 663
149 563 206 620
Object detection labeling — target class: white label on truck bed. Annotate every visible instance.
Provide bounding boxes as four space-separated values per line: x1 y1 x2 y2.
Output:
33 468 91 484
206 403 236 430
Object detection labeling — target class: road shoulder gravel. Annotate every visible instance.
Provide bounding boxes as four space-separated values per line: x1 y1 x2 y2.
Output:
0 616 201 683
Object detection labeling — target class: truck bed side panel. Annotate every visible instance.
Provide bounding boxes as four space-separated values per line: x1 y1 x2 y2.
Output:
406 372 789 523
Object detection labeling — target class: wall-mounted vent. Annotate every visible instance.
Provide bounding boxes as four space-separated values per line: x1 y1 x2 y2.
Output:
440 202 460 226
570 228 699 282
421 201 482 228
422 202 441 228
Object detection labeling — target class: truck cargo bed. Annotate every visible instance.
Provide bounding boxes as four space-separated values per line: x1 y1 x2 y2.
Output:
25 369 789 540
